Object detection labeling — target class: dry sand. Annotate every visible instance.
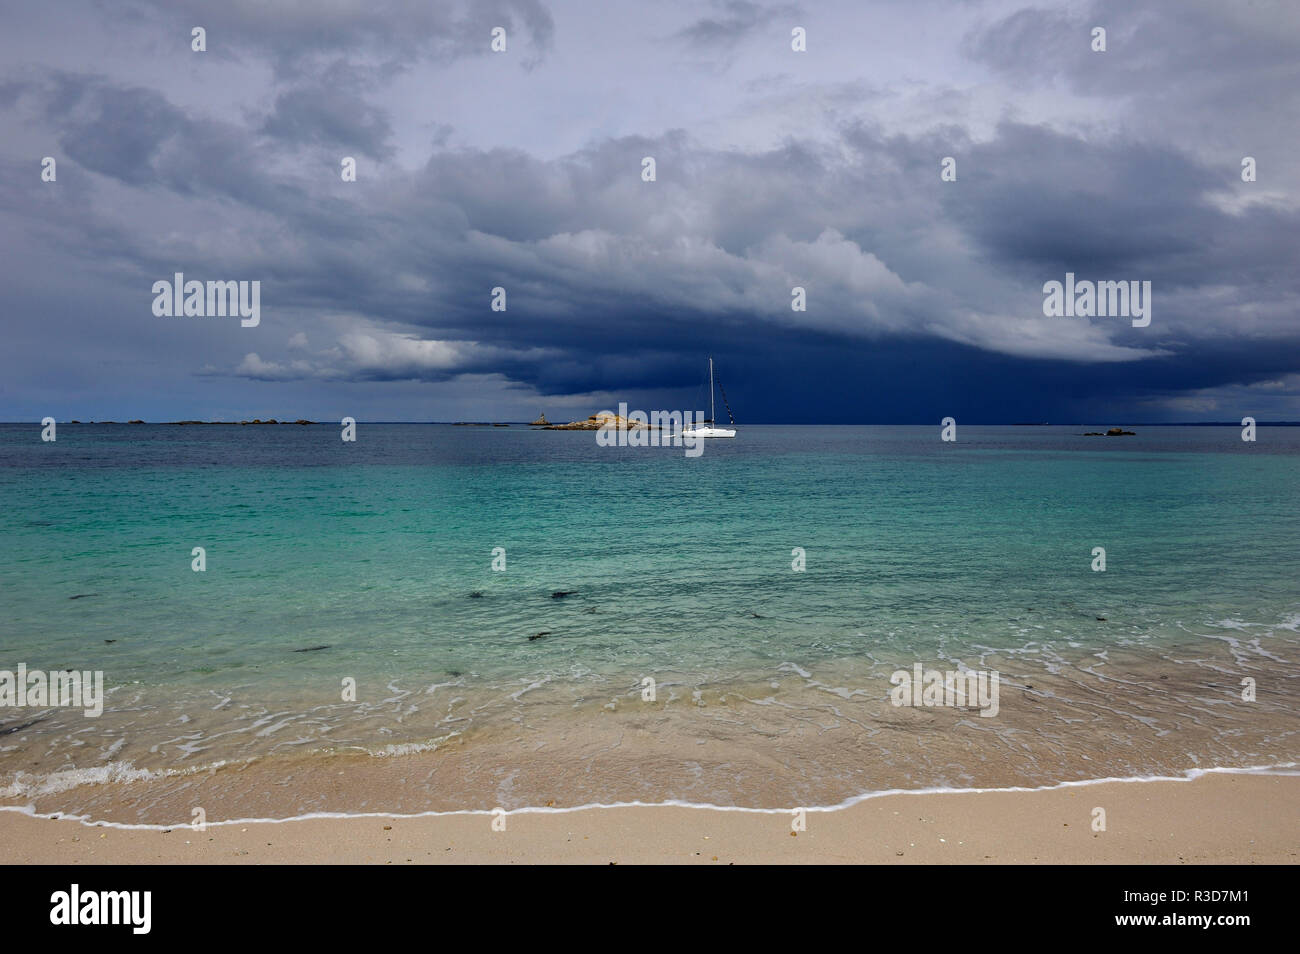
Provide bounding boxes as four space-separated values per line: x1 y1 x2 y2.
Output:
0 771 1294 864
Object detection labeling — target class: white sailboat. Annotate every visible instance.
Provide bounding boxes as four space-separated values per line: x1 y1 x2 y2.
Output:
683 356 737 438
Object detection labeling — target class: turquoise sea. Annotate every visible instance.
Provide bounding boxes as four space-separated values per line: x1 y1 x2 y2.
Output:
1 423 1297 821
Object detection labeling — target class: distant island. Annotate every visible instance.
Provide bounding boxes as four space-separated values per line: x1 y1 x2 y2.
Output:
64 419 317 425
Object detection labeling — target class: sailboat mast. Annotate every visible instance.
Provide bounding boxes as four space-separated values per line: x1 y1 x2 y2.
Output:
709 356 715 425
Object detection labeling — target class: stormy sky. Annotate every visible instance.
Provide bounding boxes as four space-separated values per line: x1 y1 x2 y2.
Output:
1 0 1297 423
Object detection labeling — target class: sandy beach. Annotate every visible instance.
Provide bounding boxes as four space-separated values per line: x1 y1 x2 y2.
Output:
2 771 1293 865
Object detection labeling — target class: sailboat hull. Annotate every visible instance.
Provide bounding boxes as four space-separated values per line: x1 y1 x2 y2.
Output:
683 427 736 438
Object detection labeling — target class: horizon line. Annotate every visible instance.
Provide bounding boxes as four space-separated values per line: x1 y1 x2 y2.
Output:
4 420 1297 427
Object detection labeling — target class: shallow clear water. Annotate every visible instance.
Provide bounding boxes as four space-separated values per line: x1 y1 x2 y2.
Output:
1 423 1297 820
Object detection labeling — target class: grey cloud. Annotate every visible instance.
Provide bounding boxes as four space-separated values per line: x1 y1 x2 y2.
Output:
674 1 801 51
964 0 1300 168
259 86 395 160
57 81 187 185
967 0 1300 91
128 0 556 79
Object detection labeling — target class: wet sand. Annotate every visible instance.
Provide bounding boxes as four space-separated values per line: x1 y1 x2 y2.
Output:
5 639 1296 826
2 770 1294 864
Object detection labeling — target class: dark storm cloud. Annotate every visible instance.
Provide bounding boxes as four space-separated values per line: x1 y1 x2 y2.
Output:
941 123 1229 274
8 68 1293 388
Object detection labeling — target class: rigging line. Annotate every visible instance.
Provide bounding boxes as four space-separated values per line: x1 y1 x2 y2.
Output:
717 378 737 426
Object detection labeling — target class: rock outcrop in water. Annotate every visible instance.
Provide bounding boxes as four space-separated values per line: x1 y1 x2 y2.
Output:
543 412 658 430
